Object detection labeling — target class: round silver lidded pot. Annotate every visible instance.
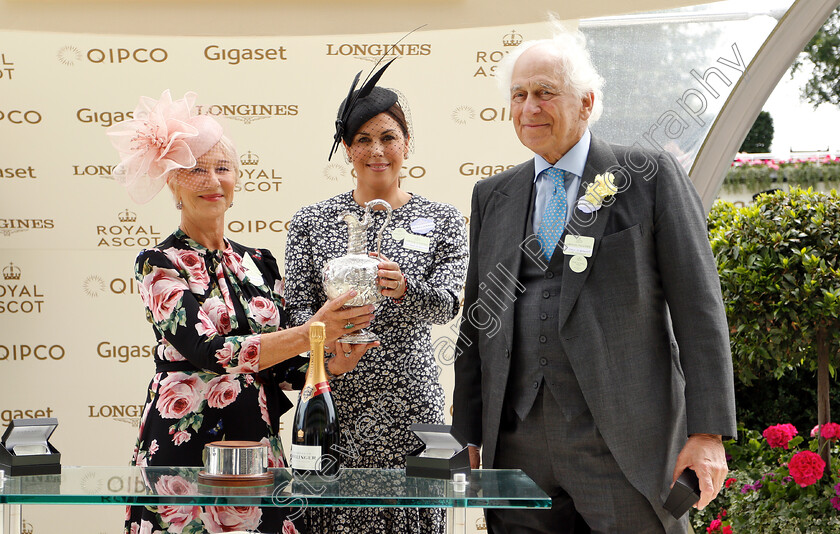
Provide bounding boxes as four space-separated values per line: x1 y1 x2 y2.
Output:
322 199 392 344
198 440 274 487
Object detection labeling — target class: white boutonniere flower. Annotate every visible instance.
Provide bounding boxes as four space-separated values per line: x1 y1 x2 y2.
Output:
577 172 618 213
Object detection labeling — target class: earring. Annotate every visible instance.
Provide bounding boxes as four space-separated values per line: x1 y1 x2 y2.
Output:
228 202 234 208
176 201 183 210
344 152 352 164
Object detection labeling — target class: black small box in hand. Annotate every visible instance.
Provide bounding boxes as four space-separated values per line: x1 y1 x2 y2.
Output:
405 424 471 479
664 469 701 519
0 418 61 476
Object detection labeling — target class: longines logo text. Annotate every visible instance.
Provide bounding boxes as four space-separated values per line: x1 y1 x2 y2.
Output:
0 218 54 237
98 341 154 363
459 162 516 179
83 274 140 297
76 108 134 127
1 407 55 426
1 262 45 313
88 404 144 427
235 150 283 193
1 166 37 179
58 45 168 65
72 164 115 178
325 42 432 62
96 210 162 247
0 344 65 361
204 45 288 65
0 109 42 124
0 53 15 81
193 103 298 124
473 30 523 78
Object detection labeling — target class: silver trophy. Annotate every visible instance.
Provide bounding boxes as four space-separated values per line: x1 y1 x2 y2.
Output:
322 199 392 344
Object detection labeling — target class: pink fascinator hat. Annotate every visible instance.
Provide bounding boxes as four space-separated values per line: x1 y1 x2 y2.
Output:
107 90 224 204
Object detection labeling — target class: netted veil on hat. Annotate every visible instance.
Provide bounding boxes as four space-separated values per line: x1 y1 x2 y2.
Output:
329 58 414 160
106 89 224 204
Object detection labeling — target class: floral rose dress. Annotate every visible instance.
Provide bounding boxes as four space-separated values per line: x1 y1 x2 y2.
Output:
284 192 469 534
125 229 305 534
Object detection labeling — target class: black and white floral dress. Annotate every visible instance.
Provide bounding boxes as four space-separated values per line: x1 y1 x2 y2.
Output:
126 229 305 534
284 192 469 534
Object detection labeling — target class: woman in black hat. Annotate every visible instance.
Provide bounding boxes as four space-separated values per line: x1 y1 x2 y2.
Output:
284 68 468 533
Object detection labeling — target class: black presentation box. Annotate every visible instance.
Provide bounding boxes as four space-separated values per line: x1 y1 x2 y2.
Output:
405 424 471 479
0 418 61 476
664 469 701 519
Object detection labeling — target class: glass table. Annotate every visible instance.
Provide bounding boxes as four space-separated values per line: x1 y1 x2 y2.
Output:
0 467 550 534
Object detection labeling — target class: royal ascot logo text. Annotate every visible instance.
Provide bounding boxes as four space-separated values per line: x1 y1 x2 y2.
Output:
97 341 155 364
203 45 288 65
57 45 168 66
0 262 45 314
96 209 162 248
235 150 283 193
76 107 134 127
83 274 140 298
1 165 37 179
0 109 42 124
473 29 522 78
194 103 298 125
0 52 15 81
0 218 54 237
451 104 513 125
325 42 432 62
1 407 55 426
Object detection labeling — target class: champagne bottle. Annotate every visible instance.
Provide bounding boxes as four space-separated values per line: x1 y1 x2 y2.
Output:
291 321 340 477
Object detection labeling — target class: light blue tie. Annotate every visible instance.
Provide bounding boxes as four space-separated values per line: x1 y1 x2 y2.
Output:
537 168 568 261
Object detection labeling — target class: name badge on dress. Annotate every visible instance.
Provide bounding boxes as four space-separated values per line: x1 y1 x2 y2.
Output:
563 235 594 274
392 228 431 253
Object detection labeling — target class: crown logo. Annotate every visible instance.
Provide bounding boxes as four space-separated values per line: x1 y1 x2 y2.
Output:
476 516 487 530
240 151 260 166
118 209 137 222
3 262 21 281
21 520 34 534
503 30 523 47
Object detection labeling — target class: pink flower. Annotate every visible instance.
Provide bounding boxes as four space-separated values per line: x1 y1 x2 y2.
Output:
200 296 231 334
162 343 186 362
139 519 154 534
199 506 261 532
228 336 260 374
707 518 722 532
788 450 826 487
259 385 271 426
831 496 840 511
205 375 241 409
248 296 280 328
763 424 798 449
214 341 236 367
283 519 300 534
106 90 202 204
157 373 205 419
129 522 140 534
172 430 191 446
139 268 186 323
165 249 211 293
158 505 200 533
155 474 197 496
194 310 218 338
148 439 159 456
813 422 840 440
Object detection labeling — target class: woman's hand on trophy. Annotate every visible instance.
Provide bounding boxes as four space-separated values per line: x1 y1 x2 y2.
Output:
310 290 376 343
369 252 407 300
326 339 380 376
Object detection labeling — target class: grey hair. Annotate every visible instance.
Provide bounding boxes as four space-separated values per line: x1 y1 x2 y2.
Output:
496 21 604 124
165 134 240 196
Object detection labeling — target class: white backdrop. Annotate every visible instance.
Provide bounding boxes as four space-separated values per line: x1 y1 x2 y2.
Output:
0 24 552 533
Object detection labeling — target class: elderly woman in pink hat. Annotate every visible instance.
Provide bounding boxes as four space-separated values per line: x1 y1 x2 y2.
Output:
108 90 376 534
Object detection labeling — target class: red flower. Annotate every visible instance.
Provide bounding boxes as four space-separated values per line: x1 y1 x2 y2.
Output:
722 526 733 534
762 424 798 449
707 518 722 532
724 478 736 488
788 450 826 487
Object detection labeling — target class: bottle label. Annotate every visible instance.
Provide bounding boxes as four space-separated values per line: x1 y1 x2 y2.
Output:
300 380 331 403
291 444 322 470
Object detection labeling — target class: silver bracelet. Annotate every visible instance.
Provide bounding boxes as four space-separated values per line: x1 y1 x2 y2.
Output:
324 356 342 380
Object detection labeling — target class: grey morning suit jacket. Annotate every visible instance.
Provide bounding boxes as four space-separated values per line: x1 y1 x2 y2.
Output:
452 136 738 512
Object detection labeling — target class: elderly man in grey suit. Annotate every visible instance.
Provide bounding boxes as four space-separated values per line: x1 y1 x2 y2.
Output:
452 29 737 533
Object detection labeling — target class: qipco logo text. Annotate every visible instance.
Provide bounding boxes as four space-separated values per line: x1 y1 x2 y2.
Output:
350 165 426 180
86 48 168 64
0 110 42 124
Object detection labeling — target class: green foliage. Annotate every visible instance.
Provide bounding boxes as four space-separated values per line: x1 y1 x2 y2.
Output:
691 427 840 533
708 189 840 386
792 7 840 108
739 111 774 153
723 156 840 193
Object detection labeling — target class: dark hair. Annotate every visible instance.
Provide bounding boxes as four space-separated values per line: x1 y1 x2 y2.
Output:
384 103 409 139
